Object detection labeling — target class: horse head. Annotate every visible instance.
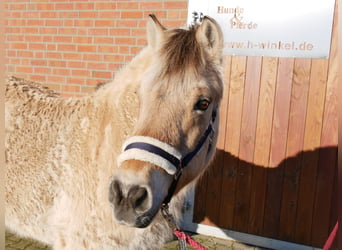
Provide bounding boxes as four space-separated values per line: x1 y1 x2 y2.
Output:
109 15 224 228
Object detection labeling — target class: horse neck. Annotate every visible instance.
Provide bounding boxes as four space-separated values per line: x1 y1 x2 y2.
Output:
94 47 154 147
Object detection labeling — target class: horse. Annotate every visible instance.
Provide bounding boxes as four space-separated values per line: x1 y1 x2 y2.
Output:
5 15 224 249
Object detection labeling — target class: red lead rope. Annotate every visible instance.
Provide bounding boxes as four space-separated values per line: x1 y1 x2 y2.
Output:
173 229 208 250
323 222 338 250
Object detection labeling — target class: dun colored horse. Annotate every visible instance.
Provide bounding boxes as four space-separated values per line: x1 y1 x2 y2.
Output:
5 15 224 249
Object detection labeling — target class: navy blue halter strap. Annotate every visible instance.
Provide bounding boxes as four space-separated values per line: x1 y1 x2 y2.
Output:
122 109 217 205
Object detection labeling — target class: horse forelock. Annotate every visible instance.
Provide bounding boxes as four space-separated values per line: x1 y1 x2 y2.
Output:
160 25 205 78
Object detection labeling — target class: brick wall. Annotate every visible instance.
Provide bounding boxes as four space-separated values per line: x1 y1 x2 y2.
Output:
5 0 188 96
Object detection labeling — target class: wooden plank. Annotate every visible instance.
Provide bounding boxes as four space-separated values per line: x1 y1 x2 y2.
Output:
253 57 279 167
218 56 247 229
269 57 294 168
249 57 278 236
278 58 311 242
311 15 338 244
294 58 328 245
233 56 262 233
311 147 337 247
260 57 293 238
247 57 277 235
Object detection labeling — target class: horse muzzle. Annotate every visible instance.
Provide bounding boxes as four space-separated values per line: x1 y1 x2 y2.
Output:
108 178 158 228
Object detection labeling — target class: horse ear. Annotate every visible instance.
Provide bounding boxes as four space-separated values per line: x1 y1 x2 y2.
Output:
146 14 166 48
196 16 224 63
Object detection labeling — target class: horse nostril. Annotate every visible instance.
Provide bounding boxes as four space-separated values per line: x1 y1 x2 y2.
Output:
109 180 123 206
128 186 149 211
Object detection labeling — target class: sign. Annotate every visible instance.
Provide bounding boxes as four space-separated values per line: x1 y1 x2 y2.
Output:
187 0 335 58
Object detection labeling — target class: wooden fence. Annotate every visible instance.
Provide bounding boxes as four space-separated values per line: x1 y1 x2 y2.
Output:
193 3 338 248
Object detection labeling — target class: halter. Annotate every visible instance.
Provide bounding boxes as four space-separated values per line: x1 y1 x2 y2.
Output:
117 109 217 205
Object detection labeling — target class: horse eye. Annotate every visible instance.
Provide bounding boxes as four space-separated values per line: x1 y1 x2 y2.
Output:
195 99 211 111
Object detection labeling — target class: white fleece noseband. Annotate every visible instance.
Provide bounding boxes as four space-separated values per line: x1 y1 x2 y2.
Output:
117 136 182 175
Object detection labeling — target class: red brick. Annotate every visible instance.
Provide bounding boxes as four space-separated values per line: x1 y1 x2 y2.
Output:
40 11 57 18
67 77 86 85
30 75 47 82
16 66 33 73
107 63 121 71
27 19 44 26
121 11 143 19
8 3 26 10
59 12 78 18
95 2 116 10
6 27 21 33
72 69 90 77
21 59 31 65
7 35 21 41
63 20 74 26
46 52 62 59
75 19 94 27
47 75 65 83
22 12 39 18
117 2 138 9
55 3 74 10
6 50 16 57
131 28 146 36
167 10 180 19
164 1 188 9
34 52 44 58
53 68 70 76
94 37 113 44
117 20 137 27
104 54 124 62
18 51 34 57
98 11 120 19
86 78 103 86
67 61 86 68
43 36 53 42
79 11 98 19
87 62 107 70
40 27 58 34
58 44 76 51
22 27 39 33
31 59 47 66
45 19 63 26
140 2 163 9
63 53 82 60
11 43 28 49
92 71 112 79
83 54 103 61
37 3 54 10
58 28 77 35
78 45 97 52
48 60 67 67
119 46 129 54
73 36 93 44
75 2 94 9
54 36 72 43
95 20 115 27
115 37 136 45
109 28 130 36
34 67 52 74
88 28 108 36
47 44 57 51
25 35 42 42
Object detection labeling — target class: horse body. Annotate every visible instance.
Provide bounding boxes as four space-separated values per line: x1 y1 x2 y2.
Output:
5 15 223 249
